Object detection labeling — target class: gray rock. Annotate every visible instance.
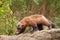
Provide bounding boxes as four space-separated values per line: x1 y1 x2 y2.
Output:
0 29 60 40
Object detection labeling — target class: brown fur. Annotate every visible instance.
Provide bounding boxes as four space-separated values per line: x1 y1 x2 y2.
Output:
15 15 55 35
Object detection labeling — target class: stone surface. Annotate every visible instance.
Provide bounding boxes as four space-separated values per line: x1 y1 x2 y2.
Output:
0 29 60 40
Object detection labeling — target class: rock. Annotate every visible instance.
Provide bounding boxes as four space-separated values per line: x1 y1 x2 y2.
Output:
0 29 60 40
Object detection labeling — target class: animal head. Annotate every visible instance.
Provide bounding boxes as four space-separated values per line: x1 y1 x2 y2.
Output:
15 22 26 35
15 22 23 35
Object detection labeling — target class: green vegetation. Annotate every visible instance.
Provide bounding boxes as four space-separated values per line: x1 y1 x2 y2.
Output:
0 0 60 35
0 0 17 35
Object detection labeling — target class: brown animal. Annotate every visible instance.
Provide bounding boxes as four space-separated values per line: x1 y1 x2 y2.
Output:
15 15 55 35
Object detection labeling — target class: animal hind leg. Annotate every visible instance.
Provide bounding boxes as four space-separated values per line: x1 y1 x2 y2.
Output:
37 24 43 30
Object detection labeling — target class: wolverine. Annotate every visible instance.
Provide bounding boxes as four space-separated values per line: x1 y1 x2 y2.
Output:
15 15 55 35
